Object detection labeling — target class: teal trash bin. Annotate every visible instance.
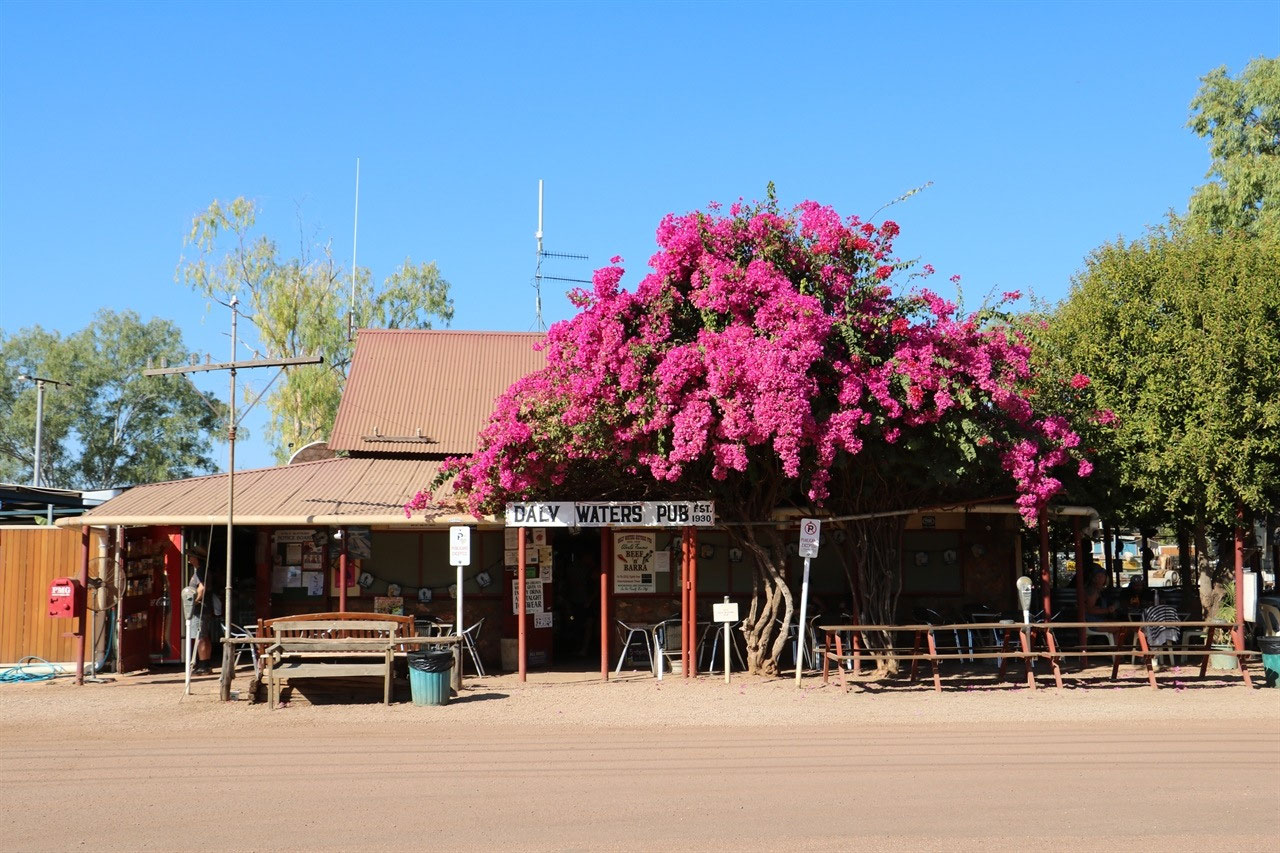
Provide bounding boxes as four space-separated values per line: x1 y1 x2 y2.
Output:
1258 636 1280 688
408 650 454 705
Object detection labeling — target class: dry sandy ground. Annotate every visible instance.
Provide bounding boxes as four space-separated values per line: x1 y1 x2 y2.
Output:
1 665 1276 852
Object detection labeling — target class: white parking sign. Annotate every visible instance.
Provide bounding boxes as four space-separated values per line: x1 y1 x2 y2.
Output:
449 526 471 566
798 518 821 558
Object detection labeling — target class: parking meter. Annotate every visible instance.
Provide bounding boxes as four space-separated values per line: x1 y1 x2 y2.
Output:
1016 575 1033 613
1016 576 1033 641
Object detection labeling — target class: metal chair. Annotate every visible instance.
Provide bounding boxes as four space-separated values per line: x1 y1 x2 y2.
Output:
701 620 746 673
459 617 486 677
228 623 258 673
615 619 654 673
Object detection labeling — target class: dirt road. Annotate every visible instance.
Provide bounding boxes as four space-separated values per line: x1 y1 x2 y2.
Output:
2 673 1275 851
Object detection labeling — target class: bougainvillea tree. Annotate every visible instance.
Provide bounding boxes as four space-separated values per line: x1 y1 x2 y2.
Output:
410 191 1095 675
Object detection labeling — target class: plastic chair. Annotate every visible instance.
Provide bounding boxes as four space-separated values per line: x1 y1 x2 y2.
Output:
615 619 654 673
459 617 486 677
1258 602 1280 638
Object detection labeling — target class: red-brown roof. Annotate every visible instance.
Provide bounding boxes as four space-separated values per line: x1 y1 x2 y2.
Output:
64 457 477 527
328 329 546 456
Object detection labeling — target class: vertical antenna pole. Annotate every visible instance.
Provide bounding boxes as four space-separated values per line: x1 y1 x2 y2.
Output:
349 157 360 342
534 179 545 331
220 298 238 701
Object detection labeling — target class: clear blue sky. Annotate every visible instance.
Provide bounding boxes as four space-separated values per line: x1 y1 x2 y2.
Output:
2 1 1276 475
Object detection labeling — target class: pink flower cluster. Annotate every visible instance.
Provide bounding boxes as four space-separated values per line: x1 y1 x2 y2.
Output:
410 197 1092 523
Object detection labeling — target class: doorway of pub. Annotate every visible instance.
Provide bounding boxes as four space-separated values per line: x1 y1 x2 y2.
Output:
549 529 602 670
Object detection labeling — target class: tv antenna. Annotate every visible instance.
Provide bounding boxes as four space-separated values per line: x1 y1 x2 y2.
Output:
533 179 589 331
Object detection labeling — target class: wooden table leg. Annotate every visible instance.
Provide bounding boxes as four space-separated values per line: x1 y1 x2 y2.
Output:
834 631 847 691
925 630 942 692
1043 628 1063 690
852 631 862 675
1136 629 1157 690
822 631 830 684
1199 627 1212 678
1017 627 1036 689
996 629 1011 684
1233 625 1254 688
909 631 922 683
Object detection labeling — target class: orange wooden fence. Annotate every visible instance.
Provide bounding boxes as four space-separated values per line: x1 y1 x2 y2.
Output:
0 526 107 664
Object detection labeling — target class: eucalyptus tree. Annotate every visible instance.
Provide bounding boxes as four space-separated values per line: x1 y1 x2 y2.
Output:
1 310 224 488
1188 56 1280 235
178 197 454 462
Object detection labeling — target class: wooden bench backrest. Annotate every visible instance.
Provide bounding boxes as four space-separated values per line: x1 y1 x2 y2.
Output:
259 611 415 641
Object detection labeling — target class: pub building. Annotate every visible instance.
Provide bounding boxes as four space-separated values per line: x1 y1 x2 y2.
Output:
62 329 1057 680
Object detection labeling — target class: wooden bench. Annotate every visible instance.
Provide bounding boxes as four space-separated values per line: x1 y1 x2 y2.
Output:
260 612 415 709
819 621 1259 692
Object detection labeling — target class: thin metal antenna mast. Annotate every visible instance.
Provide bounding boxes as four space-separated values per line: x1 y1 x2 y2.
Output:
533 179 589 332
348 157 360 342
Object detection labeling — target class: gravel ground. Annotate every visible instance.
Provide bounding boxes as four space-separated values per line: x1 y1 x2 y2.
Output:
2 661 1275 734
3 664 1275 852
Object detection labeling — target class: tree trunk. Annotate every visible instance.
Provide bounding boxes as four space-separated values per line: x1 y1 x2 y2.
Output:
844 516 904 677
735 525 793 678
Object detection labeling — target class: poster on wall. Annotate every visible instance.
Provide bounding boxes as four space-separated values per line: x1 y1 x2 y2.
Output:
504 548 518 567
614 532 656 593
511 578 545 614
302 571 324 596
504 528 519 548
374 596 404 615
347 527 372 559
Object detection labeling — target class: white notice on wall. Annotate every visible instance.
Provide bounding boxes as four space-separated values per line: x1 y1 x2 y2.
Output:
654 551 671 573
504 548 518 567
303 571 324 596
511 578 545 614
614 531 656 593
504 527 519 548
534 612 553 629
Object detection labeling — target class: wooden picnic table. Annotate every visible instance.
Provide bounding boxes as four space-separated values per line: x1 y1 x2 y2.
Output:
817 620 1256 692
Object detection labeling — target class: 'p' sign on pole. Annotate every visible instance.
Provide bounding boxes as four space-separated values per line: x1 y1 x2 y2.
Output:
795 518 821 687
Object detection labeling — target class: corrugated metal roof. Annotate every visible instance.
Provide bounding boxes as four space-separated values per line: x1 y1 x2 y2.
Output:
60 457 483 528
329 329 546 456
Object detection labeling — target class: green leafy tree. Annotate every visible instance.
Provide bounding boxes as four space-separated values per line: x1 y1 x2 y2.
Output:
1047 224 1280 613
0 310 226 488
1187 56 1280 235
178 197 454 462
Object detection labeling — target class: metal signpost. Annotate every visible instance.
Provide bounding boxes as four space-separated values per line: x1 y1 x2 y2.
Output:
713 597 739 684
796 518 821 687
449 525 470 692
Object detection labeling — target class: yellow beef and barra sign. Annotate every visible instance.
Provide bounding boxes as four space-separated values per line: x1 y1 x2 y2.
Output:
503 501 715 528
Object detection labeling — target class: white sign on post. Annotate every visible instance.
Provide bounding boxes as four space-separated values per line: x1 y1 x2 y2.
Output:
798 518 821 558
450 526 470 659
449 526 471 566
795 518 821 687
713 601 740 623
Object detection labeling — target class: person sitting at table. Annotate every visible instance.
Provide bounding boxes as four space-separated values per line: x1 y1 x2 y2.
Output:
1081 567 1116 622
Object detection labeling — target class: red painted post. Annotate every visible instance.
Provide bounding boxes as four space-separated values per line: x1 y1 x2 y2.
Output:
600 528 610 681
518 527 527 682
76 526 89 686
1233 506 1252 687
681 529 690 677
1073 517 1087 648
338 528 349 613
1038 509 1052 619
690 527 698 677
